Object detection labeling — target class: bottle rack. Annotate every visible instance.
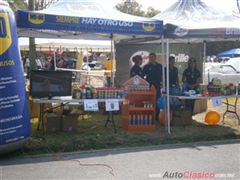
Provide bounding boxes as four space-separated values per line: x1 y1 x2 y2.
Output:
121 86 156 131
128 113 154 125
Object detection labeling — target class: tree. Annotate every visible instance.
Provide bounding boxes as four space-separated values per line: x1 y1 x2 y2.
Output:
35 0 58 10
28 0 36 70
25 0 58 70
7 0 58 11
116 0 144 16
145 6 160 18
7 0 28 11
6 0 58 70
115 0 160 17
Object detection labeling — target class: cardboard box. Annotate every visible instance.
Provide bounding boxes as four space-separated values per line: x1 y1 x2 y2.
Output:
200 85 208 96
62 114 79 132
173 108 192 125
158 111 172 125
26 91 40 119
194 99 207 114
44 113 62 132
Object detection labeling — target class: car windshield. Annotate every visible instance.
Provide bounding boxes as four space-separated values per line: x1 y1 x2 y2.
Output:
220 65 237 73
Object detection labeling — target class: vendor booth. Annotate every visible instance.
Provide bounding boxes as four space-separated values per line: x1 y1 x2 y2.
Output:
15 0 164 133
116 0 240 83
16 0 163 86
154 0 240 133
115 0 240 133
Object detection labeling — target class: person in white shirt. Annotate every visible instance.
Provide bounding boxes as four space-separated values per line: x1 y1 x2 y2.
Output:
25 57 30 78
35 57 43 69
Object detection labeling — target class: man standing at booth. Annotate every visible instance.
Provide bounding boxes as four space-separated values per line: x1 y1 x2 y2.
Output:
143 52 163 97
165 56 179 89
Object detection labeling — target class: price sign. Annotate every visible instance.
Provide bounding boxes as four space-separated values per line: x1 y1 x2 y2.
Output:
212 97 222 107
105 99 120 111
84 99 99 111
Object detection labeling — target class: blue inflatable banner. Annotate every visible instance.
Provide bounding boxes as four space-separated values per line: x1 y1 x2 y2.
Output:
0 1 31 147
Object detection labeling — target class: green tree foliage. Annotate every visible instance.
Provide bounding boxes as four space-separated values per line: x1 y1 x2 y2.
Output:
115 0 160 17
35 0 58 10
7 0 28 11
7 0 58 11
145 6 160 18
116 0 144 16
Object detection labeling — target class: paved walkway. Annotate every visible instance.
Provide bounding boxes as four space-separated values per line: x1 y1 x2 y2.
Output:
1 139 240 180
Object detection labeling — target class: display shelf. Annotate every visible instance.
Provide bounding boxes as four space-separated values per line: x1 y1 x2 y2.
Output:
122 76 156 132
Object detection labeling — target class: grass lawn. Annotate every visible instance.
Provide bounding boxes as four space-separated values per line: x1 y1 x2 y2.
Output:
9 99 240 157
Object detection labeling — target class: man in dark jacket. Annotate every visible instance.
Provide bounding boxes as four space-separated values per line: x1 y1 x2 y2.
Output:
143 52 162 97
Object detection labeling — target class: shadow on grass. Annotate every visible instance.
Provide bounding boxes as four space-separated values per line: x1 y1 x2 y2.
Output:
1 110 240 161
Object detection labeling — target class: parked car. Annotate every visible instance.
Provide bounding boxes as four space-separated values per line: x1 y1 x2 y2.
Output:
203 61 240 84
225 57 240 71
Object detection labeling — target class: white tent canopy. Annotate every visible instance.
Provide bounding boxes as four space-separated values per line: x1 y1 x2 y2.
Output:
153 0 240 42
16 0 163 88
16 0 163 40
19 38 111 52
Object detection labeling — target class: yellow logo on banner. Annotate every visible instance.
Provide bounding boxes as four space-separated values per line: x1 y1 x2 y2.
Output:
0 13 12 55
142 22 156 32
28 13 45 24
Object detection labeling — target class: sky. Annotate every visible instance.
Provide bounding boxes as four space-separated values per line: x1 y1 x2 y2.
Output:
109 0 239 14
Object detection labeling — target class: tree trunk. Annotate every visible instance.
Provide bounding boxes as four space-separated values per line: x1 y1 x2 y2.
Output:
28 0 36 71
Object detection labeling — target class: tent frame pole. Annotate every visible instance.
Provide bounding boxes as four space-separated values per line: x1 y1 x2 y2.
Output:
161 35 165 94
166 39 171 134
110 34 115 87
203 40 207 84
162 36 168 131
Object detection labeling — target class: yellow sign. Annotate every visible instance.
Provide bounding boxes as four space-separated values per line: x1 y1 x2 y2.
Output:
56 16 79 24
28 13 45 24
142 22 156 32
0 13 12 55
